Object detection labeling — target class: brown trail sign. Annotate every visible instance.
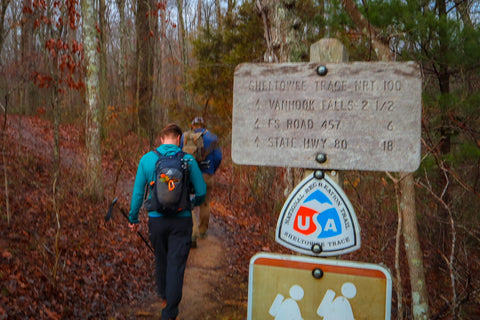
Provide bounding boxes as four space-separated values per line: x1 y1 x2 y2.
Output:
232 62 422 172
249 253 392 320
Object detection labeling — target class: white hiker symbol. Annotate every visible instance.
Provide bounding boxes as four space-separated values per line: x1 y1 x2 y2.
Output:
317 282 357 320
269 284 304 320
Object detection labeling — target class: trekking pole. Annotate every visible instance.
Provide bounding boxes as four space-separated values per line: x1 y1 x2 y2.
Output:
105 198 154 254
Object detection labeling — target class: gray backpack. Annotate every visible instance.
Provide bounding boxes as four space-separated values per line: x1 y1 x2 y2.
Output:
144 150 191 215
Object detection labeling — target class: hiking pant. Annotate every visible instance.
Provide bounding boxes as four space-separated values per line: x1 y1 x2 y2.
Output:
149 216 192 320
192 173 213 238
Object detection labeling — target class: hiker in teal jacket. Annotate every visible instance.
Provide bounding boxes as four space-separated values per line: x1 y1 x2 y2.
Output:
128 123 206 320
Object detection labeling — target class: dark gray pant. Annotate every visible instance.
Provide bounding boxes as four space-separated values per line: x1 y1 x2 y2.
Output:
149 216 192 319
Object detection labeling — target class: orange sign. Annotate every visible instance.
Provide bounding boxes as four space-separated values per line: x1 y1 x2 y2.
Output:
248 253 392 320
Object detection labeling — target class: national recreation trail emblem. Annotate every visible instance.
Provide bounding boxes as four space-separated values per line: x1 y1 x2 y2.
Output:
276 173 361 256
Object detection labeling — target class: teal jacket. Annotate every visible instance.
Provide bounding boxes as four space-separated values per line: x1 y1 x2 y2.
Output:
129 144 207 223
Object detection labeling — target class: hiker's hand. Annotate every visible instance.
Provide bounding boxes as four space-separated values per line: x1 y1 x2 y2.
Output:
129 223 139 232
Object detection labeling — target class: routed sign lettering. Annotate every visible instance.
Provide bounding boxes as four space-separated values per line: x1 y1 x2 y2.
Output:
232 62 422 172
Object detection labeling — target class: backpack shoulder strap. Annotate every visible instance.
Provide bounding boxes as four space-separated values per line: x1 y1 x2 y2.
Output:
175 150 186 157
153 149 162 158
182 132 190 143
202 131 217 156
173 151 189 167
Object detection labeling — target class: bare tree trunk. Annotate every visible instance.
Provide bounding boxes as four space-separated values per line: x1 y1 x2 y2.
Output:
418 165 459 318
145 0 159 145
20 0 33 113
255 0 277 62
48 8 63 182
52 88 60 181
256 0 303 73
1 97 10 224
341 1 430 318
51 88 62 283
341 0 391 60
454 0 473 27
82 0 104 200
400 172 429 319
215 0 221 29
159 3 167 123
393 175 404 319
256 0 304 195
0 0 11 55
436 0 454 257
227 0 234 16
136 0 156 145
197 0 202 31
99 0 108 130
115 0 127 111
176 0 190 109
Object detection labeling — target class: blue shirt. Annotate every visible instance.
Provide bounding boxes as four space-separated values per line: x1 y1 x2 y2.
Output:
129 144 207 223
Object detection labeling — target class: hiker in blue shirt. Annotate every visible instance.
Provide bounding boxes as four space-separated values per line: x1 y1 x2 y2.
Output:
129 123 206 320
181 116 222 248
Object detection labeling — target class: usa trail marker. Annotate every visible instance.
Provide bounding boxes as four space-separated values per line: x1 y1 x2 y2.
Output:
276 172 360 257
232 61 422 172
248 252 392 320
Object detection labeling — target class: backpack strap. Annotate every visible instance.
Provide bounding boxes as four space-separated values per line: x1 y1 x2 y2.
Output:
202 130 218 158
149 149 162 193
154 149 189 170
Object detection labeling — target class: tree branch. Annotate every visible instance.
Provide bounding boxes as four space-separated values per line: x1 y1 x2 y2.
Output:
341 0 391 61
417 165 458 317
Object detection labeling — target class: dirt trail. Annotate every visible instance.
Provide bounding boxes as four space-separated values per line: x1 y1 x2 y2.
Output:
120 219 231 320
180 225 228 319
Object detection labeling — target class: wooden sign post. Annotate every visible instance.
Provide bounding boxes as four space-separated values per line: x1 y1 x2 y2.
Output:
232 39 423 320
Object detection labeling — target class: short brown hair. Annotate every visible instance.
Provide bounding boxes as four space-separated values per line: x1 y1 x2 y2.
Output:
161 123 182 139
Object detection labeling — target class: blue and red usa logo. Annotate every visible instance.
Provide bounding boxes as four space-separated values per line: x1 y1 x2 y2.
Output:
276 173 361 256
293 190 342 238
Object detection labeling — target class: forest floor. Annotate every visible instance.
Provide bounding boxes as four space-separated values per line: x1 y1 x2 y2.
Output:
1 114 260 319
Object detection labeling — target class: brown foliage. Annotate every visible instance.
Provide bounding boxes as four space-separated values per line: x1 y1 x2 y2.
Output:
1 114 480 319
1 115 252 319
0 115 152 318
